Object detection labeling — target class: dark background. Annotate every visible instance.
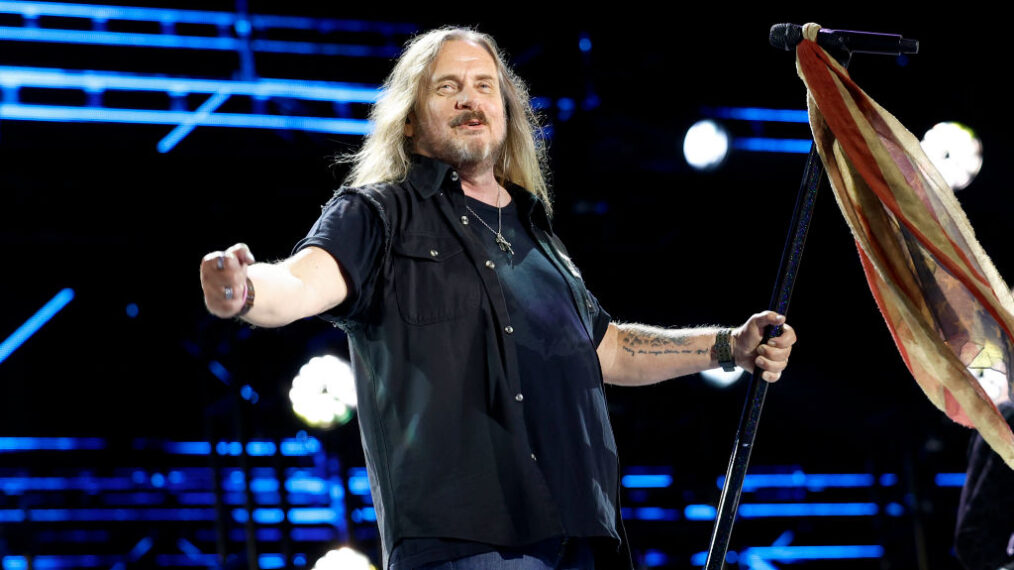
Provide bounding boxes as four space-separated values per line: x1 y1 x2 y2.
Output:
2 4 1012 568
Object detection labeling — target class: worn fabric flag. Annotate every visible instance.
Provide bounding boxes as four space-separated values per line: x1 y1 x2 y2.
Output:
793 23 1014 468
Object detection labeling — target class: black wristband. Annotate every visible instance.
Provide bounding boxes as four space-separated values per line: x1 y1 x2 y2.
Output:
715 328 735 372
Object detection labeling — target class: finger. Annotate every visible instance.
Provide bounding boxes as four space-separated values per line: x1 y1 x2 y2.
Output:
757 344 791 362
755 355 788 373
760 369 781 383
227 243 256 266
753 311 786 325
767 323 796 347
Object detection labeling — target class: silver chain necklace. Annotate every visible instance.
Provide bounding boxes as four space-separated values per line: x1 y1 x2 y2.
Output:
465 188 514 256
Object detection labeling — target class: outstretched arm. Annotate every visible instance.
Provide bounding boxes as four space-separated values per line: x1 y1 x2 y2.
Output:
596 311 796 386
200 243 347 328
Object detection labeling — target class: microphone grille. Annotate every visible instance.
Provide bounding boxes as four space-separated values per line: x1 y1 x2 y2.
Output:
769 23 803 51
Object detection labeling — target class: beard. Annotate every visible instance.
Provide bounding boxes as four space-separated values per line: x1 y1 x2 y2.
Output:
415 110 506 169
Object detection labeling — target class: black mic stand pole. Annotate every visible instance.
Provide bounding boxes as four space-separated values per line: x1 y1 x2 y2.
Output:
703 34 855 570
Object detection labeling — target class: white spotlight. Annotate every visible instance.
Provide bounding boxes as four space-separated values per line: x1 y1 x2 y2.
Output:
700 366 745 388
312 546 375 570
921 122 983 191
683 120 729 171
290 355 357 428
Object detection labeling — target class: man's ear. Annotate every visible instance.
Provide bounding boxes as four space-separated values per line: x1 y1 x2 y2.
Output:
404 112 415 138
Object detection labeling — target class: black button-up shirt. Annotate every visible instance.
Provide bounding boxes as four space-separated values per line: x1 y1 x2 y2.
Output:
294 156 631 568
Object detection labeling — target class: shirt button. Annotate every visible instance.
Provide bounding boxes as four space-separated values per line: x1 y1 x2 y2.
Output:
504 326 514 334
530 453 537 461
585 298 594 310
515 393 524 402
429 249 439 257
485 260 495 269
450 171 459 181
460 216 469 225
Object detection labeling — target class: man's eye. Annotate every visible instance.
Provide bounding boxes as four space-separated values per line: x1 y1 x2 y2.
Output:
437 84 456 93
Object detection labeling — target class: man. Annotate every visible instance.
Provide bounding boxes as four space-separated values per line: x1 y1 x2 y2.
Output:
200 27 796 569
955 396 1014 570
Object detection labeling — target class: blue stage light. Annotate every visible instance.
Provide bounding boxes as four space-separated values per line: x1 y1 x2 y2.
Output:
280 435 321 456
707 107 809 123
0 436 104 452
177 492 215 505
125 303 139 318
129 537 154 560
684 504 717 521
2 556 27 570
286 476 327 494
0 104 373 135
689 550 738 566
0 288 74 365
289 507 339 524
643 550 667 567
732 138 813 154
165 441 211 455
259 555 285 569
291 528 336 541
246 441 276 456
935 473 966 487
0 66 378 102
158 90 230 152
738 502 878 518
0 2 415 35
208 360 231 383
741 544 884 561
0 26 400 57
579 37 592 52
718 472 884 491
347 469 370 496
0 510 26 523
630 507 678 521
621 474 673 488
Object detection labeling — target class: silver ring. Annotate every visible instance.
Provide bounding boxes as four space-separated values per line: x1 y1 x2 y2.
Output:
216 255 225 270
224 286 234 300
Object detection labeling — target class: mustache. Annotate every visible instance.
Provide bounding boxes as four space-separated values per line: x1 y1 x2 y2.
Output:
449 111 487 127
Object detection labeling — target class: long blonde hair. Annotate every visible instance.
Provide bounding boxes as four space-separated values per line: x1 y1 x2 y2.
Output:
342 27 552 215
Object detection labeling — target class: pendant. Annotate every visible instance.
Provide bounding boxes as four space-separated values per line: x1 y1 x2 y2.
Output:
495 233 514 256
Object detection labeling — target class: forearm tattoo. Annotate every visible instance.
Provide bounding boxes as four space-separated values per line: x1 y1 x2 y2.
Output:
616 323 713 358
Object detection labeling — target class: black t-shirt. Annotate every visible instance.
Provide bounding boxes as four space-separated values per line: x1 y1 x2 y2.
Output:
391 196 618 569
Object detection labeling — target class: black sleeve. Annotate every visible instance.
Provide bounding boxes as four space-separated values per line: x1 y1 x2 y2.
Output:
589 289 612 347
955 405 1014 570
292 190 385 323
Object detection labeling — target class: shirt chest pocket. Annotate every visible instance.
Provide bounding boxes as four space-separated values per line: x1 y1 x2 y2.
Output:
392 233 482 325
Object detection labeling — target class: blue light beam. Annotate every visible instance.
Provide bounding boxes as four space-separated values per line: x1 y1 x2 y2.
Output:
158 90 230 152
0 288 74 365
0 66 379 104
733 138 813 154
0 104 372 135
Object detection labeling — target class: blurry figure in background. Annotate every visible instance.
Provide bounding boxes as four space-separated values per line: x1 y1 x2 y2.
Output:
955 370 1014 570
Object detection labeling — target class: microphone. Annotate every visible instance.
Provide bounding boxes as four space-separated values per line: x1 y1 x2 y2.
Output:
770 23 919 56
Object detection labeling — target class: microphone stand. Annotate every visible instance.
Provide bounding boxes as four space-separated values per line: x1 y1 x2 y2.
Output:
704 30 866 569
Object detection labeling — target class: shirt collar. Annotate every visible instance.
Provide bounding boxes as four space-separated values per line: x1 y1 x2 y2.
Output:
407 154 552 231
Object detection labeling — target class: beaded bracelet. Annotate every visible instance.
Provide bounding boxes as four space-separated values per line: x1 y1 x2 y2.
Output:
235 277 255 318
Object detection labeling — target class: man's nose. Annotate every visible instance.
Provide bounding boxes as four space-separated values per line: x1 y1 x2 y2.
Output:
455 88 475 109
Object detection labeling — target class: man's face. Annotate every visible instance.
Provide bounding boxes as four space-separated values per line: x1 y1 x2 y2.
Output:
407 39 507 169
